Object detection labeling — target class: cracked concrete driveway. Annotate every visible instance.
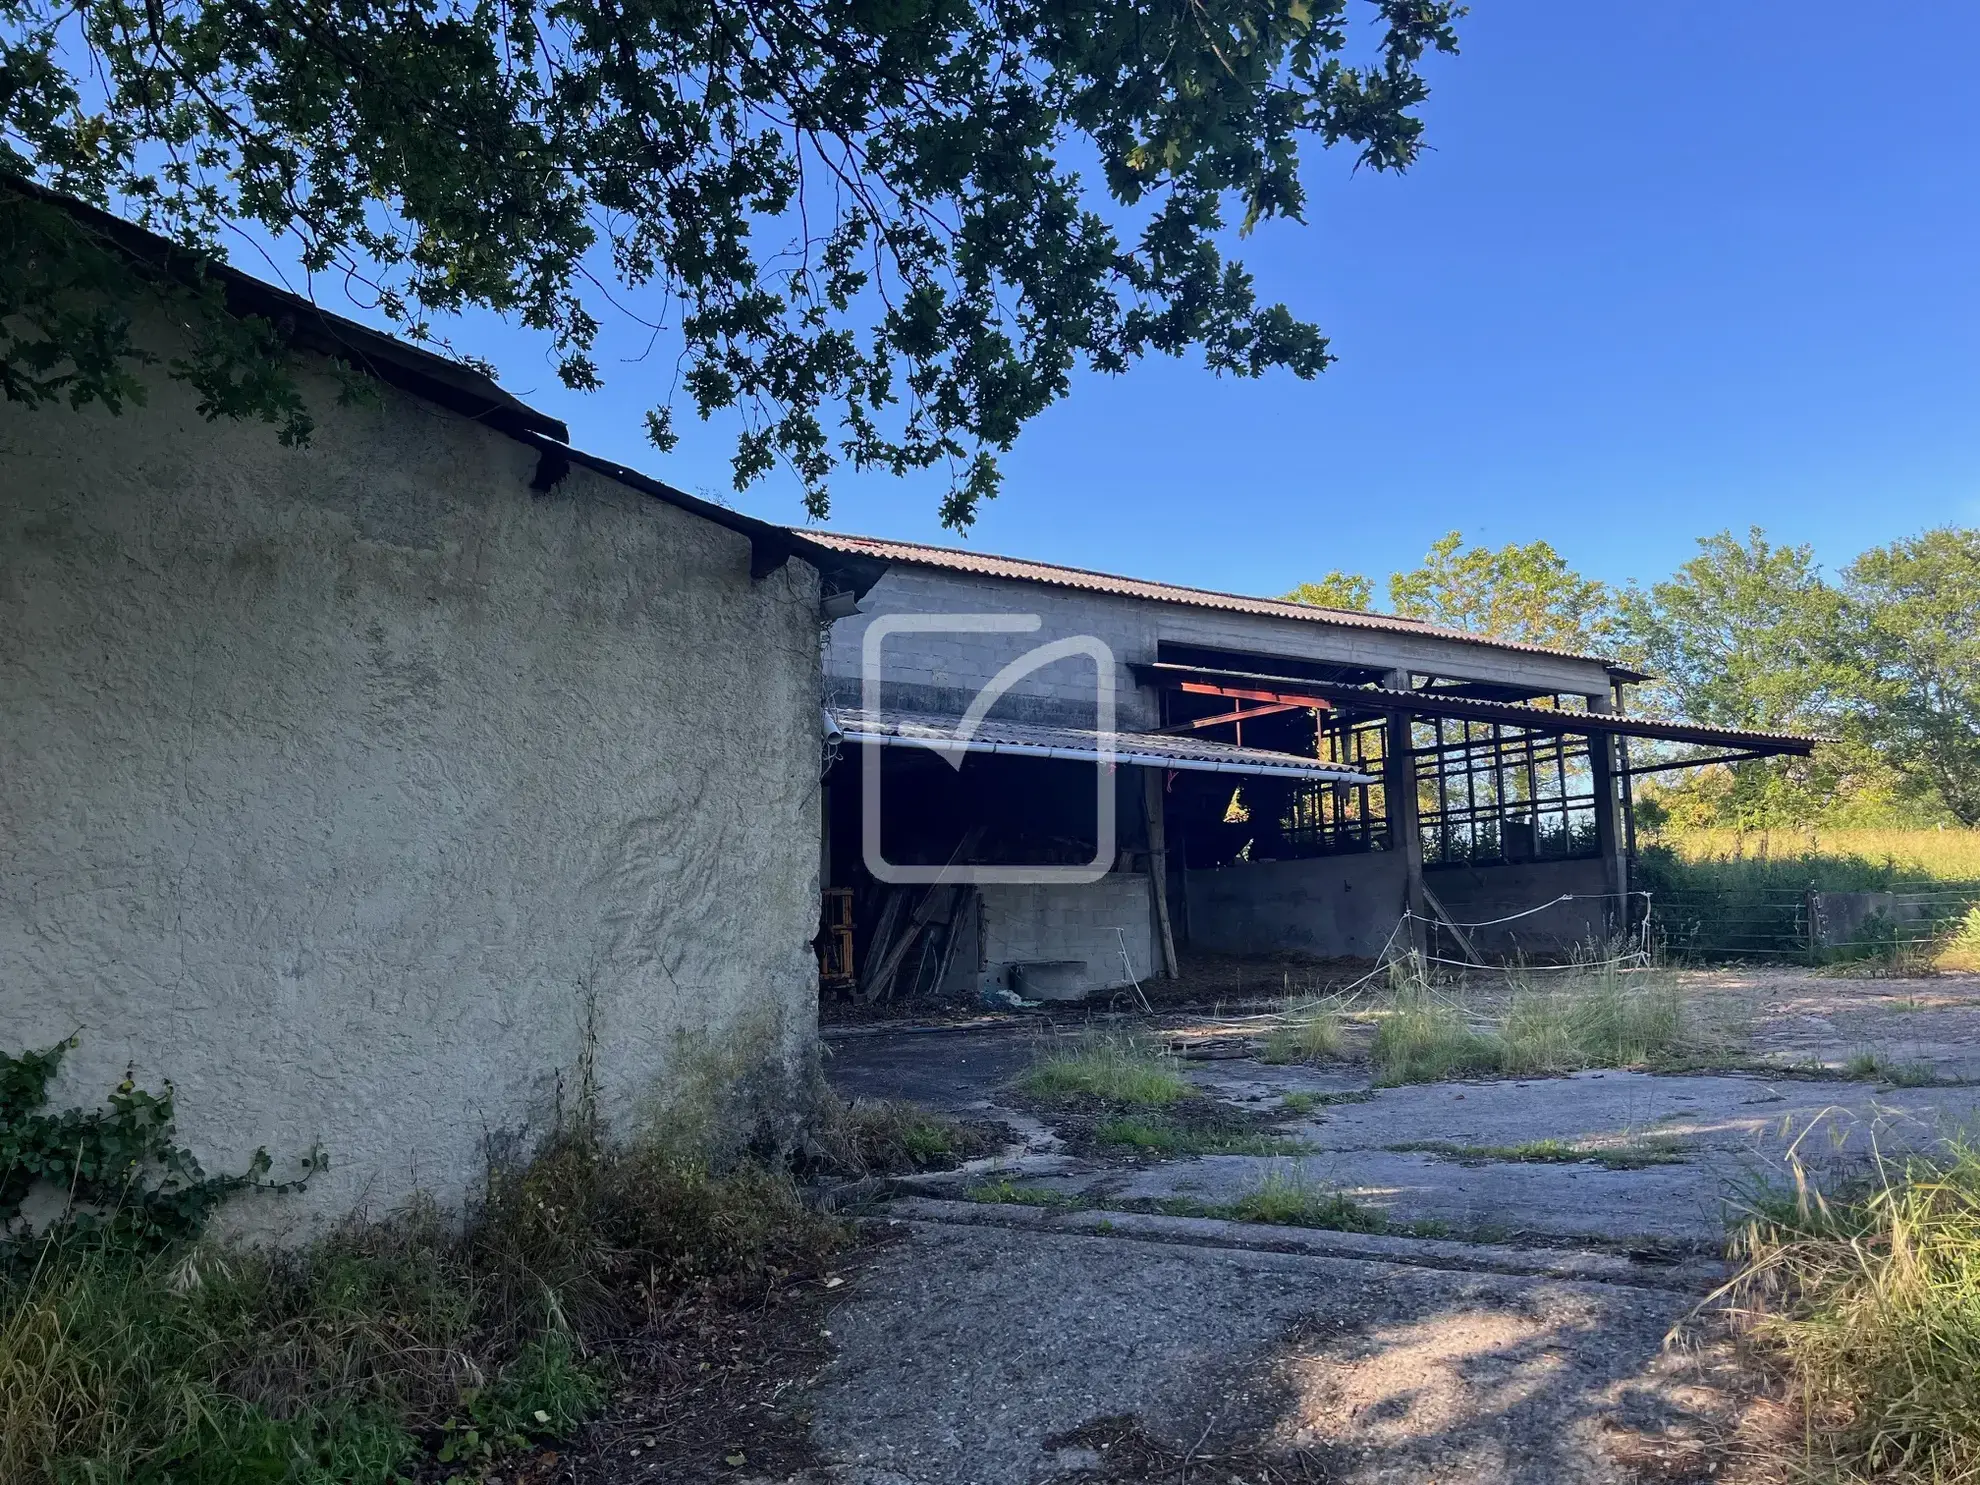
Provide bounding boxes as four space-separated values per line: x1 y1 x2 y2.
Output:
803 1221 1722 1485
790 969 1980 1484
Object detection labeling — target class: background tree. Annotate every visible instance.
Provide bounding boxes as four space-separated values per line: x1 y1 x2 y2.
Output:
1618 527 1883 830
1282 569 1374 611
0 0 1461 526
1619 528 1840 731
1839 528 1980 825
1387 531 1616 653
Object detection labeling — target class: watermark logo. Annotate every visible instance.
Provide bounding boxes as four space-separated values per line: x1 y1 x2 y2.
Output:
860 613 1115 885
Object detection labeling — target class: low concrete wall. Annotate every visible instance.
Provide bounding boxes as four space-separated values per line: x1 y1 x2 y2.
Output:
1 343 824 1238
1184 853 1614 960
980 876 1154 995
1425 859 1612 957
1185 853 1408 960
1813 890 1970 950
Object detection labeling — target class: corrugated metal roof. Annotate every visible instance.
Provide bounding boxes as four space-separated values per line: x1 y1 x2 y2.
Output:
801 531 1617 668
831 708 1375 783
1134 662 1825 754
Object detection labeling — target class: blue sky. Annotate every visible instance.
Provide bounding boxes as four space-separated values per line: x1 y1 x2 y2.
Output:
277 2 1980 600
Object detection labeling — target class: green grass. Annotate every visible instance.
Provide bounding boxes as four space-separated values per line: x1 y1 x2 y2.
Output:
1224 1172 1389 1231
1259 1009 1345 1066
1014 1034 1193 1105
962 1175 1451 1241
961 1179 1083 1209
1499 969 1686 1076
1844 1050 1943 1087
1386 1138 1687 1170
1637 829 1980 964
1369 968 1689 1086
1370 990 1503 1085
1946 906 1980 973
0 1133 844 1485
1156 1172 1451 1238
1093 1117 1315 1158
1720 1138 1980 1482
815 1096 1000 1174
1277 1089 1376 1113
1651 827 1980 883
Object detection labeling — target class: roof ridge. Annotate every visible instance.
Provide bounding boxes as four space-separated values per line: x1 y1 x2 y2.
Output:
802 529 1417 626
798 528 1618 668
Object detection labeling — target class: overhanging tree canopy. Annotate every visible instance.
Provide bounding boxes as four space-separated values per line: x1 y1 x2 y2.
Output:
0 0 1460 524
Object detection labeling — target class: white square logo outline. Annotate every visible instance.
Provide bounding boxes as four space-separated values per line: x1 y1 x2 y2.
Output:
860 612 1117 885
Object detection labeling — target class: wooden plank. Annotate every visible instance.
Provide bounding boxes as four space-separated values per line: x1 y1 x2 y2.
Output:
1419 883 1484 965
1384 668 1428 963
1143 767 1180 979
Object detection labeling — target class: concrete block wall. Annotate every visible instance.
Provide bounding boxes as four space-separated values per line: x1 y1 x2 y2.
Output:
980 875 1155 994
1425 859 1613 956
1184 853 1614 961
1185 853 1409 960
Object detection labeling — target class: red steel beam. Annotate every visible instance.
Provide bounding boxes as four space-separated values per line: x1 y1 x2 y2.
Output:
1155 701 1304 734
1176 680 1335 710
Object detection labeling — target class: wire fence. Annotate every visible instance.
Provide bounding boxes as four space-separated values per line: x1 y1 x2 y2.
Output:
1647 879 1980 963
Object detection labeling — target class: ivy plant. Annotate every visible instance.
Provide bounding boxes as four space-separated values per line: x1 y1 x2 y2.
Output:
0 1038 321 1252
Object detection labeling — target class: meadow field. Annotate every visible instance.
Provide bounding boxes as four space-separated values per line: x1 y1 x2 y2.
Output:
1637 827 1980 967
1646 827 1980 884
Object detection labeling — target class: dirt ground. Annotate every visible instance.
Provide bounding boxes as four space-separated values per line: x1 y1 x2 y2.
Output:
778 965 1980 1485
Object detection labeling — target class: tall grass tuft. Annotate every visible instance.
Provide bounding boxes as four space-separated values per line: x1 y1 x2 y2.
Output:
1260 1004 1345 1065
1015 1033 1193 1105
1370 986 1502 1086
1500 964 1685 1076
0 1131 844 1485
1943 906 1980 973
1226 1171 1387 1232
1369 962 1688 1085
1719 1139 1980 1482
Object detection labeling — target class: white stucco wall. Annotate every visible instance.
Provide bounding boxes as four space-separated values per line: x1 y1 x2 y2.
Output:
0 350 823 1236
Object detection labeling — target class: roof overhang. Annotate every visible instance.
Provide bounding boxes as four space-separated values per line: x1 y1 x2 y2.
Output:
1132 662 1823 757
512 434 889 601
831 708 1376 783
6 175 892 602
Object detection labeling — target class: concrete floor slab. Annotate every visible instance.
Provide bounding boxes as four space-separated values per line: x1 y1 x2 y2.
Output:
804 971 1980 1484
1027 1148 1724 1244
1289 1069 1980 1160
806 1218 1724 1485
827 1029 1980 1247
825 1027 1038 1112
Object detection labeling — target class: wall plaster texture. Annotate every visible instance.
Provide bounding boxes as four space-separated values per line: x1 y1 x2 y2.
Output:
1 346 824 1237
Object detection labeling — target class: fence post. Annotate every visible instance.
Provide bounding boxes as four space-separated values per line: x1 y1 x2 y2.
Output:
1805 886 1821 965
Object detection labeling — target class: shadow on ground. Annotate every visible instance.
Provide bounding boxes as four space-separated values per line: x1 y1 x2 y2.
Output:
790 967 1980 1484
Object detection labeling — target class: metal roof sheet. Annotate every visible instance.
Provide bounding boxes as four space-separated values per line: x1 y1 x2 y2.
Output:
1134 662 1825 755
831 708 1375 783
800 531 1618 669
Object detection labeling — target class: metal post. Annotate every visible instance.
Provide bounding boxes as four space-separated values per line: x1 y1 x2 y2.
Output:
1586 690 1628 934
1142 766 1180 979
1384 669 1428 963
